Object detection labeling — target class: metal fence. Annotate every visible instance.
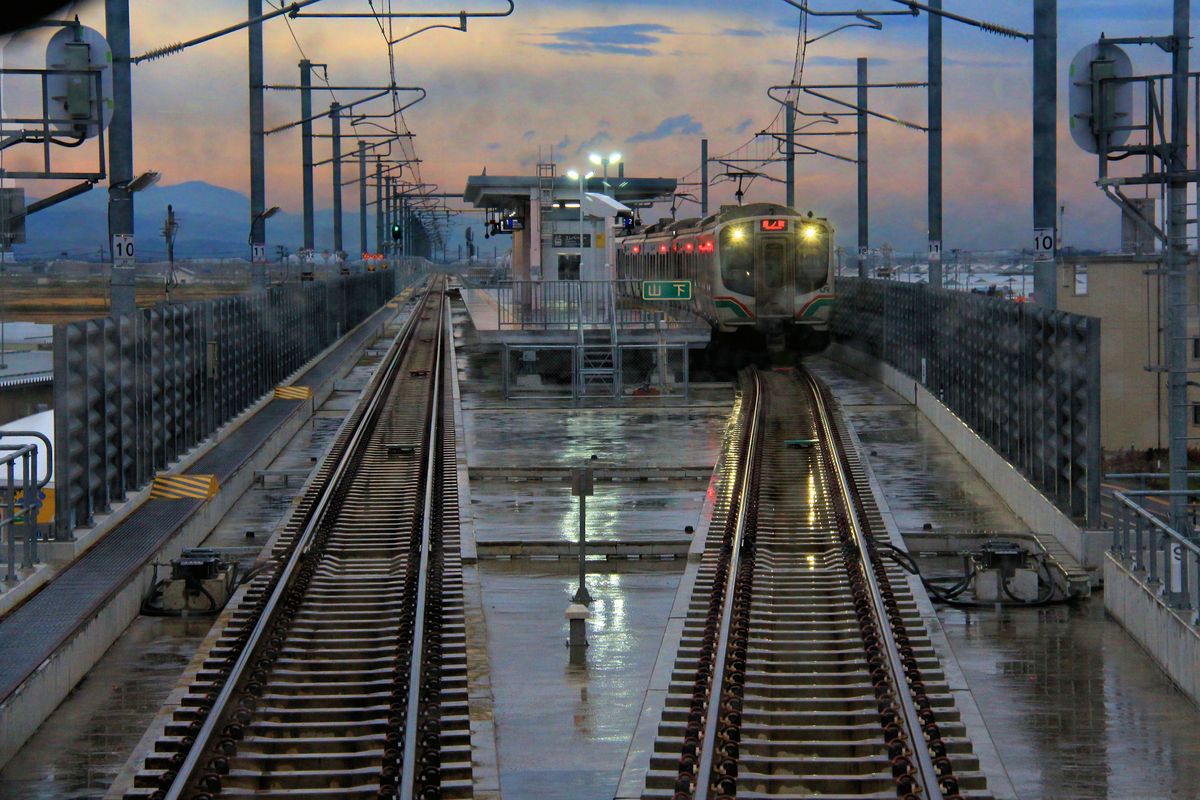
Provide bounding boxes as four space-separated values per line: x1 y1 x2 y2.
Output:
52 270 398 538
1111 490 1200 624
501 343 690 402
496 280 691 330
832 277 1102 526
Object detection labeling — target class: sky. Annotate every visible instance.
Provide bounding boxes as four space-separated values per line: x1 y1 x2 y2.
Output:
0 0 1195 255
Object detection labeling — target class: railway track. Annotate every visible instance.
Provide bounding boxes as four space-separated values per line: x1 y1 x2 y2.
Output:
125 277 471 800
644 367 991 800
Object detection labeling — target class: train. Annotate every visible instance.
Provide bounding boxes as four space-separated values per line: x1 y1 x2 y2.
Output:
614 202 835 354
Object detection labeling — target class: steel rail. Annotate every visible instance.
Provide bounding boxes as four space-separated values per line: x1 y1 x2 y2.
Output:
694 371 763 800
162 282 434 800
805 371 945 800
399 288 447 800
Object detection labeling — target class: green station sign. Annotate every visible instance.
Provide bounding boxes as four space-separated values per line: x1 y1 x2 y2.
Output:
641 280 692 301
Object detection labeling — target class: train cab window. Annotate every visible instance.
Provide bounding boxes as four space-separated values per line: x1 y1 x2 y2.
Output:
762 240 789 289
719 226 754 295
797 233 828 293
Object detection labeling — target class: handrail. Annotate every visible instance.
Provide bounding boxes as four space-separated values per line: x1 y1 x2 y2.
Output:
1113 491 1200 558
695 371 762 800
0 430 52 487
163 282 433 800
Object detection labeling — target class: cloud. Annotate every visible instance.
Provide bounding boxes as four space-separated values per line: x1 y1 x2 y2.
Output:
486 142 502 150
803 55 891 68
575 131 612 155
729 118 755 135
628 113 704 143
522 130 536 141
555 136 572 150
721 28 764 38
537 23 673 57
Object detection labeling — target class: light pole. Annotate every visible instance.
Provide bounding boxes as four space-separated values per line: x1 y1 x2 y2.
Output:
566 169 594 279
588 152 621 196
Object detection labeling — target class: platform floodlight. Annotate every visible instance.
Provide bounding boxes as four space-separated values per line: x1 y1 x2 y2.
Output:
567 169 580 180
588 153 602 166
126 171 161 193
608 152 621 165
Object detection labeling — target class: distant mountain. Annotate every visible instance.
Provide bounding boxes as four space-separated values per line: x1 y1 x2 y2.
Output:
16 180 372 260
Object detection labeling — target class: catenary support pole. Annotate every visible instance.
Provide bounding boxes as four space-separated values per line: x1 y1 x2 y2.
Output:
375 158 383 253
700 138 709 217
105 0 136 315
1167 0 1191 534
248 0 266 288
857 57 869 279
300 59 315 251
928 0 943 287
786 101 796 208
1032 0 1057 307
330 102 343 256
358 143 367 260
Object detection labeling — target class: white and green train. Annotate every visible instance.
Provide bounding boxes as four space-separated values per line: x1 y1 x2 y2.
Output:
615 202 835 352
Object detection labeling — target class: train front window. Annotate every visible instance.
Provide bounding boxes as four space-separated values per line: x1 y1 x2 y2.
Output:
797 229 828 292
762 240 790 289
719 226 754 295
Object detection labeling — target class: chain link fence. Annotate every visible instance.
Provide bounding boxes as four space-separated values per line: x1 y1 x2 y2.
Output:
52 270 398 538
832 277 1102 526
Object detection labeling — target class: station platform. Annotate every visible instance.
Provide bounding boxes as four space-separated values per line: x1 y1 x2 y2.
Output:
0 289 415 766
461 284 711 347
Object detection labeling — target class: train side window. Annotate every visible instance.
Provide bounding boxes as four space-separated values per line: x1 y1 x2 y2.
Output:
719 227 754 295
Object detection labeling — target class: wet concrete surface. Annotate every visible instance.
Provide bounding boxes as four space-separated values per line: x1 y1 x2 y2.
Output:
0 355 387 799
479 561 680 800
0 617 210 799
814 354 1200 800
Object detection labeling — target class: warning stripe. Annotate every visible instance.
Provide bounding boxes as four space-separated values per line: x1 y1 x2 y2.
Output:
275 385 313 400
150 474 219 500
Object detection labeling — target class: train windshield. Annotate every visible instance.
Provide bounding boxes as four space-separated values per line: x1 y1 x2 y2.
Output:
797 240 827 292
719 226 755 295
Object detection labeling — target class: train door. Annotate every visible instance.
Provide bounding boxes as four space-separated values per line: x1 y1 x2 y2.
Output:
756 236 794 317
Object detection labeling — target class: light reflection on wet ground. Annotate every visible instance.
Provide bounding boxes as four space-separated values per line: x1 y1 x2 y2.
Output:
812 355 1200 800
480 562 680 800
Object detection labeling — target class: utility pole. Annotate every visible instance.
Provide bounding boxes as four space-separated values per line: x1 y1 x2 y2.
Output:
857 57 869 279
248 0 267 289
1032 0 1057 308
1166 0 1191 534
785 101 796 208
330 102 343 256
358 142 367 259
105 0 136 315
927 0 943 287
700 138 709 217
299 59 315 252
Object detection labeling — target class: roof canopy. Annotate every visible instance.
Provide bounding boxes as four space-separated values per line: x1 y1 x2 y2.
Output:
463 174 676 211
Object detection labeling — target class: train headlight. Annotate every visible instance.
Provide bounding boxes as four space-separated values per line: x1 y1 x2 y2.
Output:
801 225 820 242
730 227 746 242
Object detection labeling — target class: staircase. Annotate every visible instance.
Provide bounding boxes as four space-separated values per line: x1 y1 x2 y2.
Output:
576 282 620 398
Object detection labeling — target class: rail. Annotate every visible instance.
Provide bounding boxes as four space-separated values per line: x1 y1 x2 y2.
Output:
162 281 434 800
1111 490 1200 624
694 370 763 800
805 370 946 800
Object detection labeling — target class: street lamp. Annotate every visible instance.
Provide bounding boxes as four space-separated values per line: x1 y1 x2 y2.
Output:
588 152 621 196
566 169 594 279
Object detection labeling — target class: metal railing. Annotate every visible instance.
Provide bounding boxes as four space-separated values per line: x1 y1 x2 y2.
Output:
496 280 691 330
52 270 398 539
0 442 45 583
1111 490 1200 625
832 277 1102 526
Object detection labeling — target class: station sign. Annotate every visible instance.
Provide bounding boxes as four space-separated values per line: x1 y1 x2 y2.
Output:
552 234 592 248
642 280 692 301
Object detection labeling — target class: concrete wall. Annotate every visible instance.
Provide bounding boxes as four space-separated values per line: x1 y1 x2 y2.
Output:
1055 255 1200 452
1104 553 1200 705
827 343 1106 571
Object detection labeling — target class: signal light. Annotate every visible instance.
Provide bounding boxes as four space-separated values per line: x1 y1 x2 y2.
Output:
632 245 641 254
390 222 402 242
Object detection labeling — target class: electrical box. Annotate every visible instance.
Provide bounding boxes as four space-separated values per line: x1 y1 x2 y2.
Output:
0 189 25 245
161 548 235 614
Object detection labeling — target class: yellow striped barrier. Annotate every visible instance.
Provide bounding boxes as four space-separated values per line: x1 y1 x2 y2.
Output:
274 385 313 401
151 474 219 501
